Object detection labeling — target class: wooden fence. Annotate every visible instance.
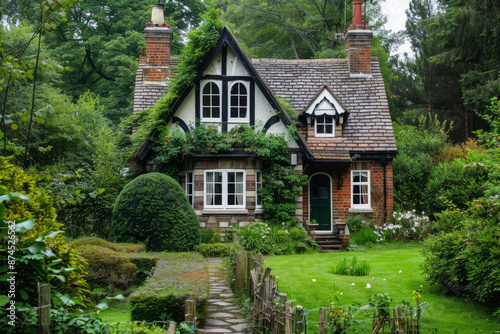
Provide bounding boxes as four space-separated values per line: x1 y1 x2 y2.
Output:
233 250 427 334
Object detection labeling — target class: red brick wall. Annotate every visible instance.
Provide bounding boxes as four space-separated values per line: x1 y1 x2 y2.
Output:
302 161 394 226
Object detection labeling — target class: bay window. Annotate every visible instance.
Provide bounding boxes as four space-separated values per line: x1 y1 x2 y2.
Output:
205 170 245 209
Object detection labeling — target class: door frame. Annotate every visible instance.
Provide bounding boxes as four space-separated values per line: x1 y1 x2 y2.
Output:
308 172 333 233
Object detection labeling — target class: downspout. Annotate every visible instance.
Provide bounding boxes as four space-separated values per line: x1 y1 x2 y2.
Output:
382 160 387 223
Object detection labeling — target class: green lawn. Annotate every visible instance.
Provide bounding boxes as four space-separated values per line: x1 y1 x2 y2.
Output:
264 247 499 333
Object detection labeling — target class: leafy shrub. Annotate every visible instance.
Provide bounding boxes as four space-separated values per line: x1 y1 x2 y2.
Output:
236 221 319 255
121 322 169 333
430 209 463 234
75 245 136 290
0 157 88 301
349 220 381 246
194 243 238 257
346 214 367 234
436 138 482 163
422 196 500 309
112 173 200 252
115 244 146 253
200 228 215 244
130 294 208 325
424 158 489 215
329 256 371 276
71 237 116 250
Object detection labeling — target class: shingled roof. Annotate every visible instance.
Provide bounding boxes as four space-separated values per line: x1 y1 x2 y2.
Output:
251 58 397 161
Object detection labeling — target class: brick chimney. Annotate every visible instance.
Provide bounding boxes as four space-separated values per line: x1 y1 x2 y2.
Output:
345 0 373 78
143 3 172 84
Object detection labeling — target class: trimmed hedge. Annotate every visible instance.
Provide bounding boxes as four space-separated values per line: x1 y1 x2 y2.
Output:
71 237 116 250
112 173 200 252
130 294 208 325
75 245 136 290
194 243 238 258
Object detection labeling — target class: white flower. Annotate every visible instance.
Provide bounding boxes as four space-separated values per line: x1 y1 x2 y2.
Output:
399 270 402 274
366 284 371 288
383 279 386 281
351 283 355 286
372 277 375 280
312 279 316 282
420 285 423 287
262 235 266 238
340 292 343 295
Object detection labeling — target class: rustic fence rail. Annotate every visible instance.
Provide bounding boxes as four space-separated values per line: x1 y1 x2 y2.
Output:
232 250 429 334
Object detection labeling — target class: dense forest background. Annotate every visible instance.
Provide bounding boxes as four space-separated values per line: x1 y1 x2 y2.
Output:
0 0 499 236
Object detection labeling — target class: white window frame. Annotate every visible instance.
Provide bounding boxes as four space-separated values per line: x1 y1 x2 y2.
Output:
256 171 263 209
200 80 222 122
204 170 246 209
315 115 335 137
228 81 250 123
185 171 194 207
351 170 371 209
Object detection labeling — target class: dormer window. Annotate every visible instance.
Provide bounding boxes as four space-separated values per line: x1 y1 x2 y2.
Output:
315 115 334 137
302 86 349 138
229 82 249 122
202 81 221 120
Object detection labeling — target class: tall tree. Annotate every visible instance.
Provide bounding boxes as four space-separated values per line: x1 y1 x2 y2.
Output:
4 0 206 124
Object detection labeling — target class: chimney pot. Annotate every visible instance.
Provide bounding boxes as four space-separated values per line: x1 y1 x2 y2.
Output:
350 0 365 30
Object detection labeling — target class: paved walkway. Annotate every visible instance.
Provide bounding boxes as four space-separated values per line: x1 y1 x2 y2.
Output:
196 258 249 334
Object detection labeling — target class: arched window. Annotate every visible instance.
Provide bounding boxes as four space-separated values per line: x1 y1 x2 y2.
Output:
202 82 221 119
229 82 248 121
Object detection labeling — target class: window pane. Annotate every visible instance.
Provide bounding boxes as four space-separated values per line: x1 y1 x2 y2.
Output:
212 95 219 107
215 172 222 182
203 107 210 118
215 195 222 205
317 125 324 133
361 185 368 194
353 185 360 194
228 195 235 205
326 125 333 133
361 172 368 182
228 183 235 193
240 96 247 106
231 95 238 106
353 173 360 182
325 116 333 123
203 84 211 94
239 108 246 118
231 107 238 118
207 184 213 193
236 173 243 182
235 183 243 193
213 107 220 118
207 172 214 182
211 83 219 94
353 195 360 204
203 96 210 106
215 183 222 194
228 172 235 182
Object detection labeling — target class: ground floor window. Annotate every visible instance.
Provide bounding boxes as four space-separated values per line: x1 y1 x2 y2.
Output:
351 170 370 208
205 170 245 209
256 171 263 208
185 171 194 206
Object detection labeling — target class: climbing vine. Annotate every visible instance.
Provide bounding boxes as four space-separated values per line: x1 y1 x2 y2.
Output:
157 124 308 227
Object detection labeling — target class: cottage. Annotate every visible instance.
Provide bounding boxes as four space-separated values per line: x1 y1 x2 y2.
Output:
131 1 397 250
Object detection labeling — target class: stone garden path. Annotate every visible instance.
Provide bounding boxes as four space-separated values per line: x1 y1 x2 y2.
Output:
196 258 249 334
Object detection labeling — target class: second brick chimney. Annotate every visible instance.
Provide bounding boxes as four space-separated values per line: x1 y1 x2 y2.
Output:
345 0 373 78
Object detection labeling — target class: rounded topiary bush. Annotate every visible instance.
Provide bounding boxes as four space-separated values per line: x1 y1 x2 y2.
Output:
112 173 200 252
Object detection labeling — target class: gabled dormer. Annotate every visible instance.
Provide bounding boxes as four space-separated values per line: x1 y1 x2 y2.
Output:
300 86 349 138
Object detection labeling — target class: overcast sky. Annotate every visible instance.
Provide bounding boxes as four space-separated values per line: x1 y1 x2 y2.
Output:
380 0 414 56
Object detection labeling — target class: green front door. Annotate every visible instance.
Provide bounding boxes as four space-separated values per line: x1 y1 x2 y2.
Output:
309 174 332 232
